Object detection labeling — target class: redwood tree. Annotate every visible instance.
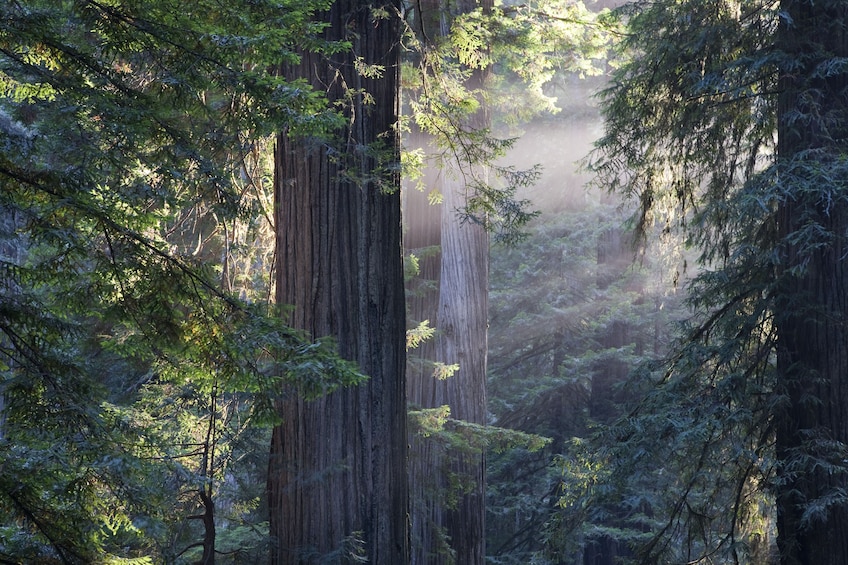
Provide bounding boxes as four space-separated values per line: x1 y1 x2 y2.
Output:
403 1 600 560
267 1 408 563
404 0 492 559
774 1 848 563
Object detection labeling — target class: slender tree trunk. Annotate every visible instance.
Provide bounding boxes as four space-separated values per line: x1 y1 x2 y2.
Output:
198 489 215 565
405 0 491 555
267 1 408 563
405 165 489 565
436 175 489 565
775 2 848 564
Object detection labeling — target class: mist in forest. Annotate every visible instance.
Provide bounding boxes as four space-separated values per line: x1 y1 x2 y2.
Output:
484 68 693 565
402 7 691 560
505 117 602 214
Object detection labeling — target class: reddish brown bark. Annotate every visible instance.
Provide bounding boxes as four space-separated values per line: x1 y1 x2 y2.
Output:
267 1 408 563
775 2 848 564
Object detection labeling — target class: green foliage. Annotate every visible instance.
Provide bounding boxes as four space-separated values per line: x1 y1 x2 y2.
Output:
407 319 436 350
0 0 360 561
559 310 777 562
486 205 685 564
455 1 611 122
410 405 549 512
410 405 549 455
401 0 612 243
432 361 460 381
587 0 779 253
406 319 459 380
129 381 276 563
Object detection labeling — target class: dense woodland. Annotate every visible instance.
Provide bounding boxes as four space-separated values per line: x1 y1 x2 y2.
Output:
2 0 848 564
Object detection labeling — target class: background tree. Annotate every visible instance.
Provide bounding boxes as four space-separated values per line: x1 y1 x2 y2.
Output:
267 0 408 563
486 197 684 565
404 0 493 557
402 2 607 562
774 2 848 562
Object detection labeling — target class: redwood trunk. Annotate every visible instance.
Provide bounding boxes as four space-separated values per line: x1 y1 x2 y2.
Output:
405 169 489 565
405 10 491 558
436 177 489 565
404 132 448 564
267 1 408 563
774 2 848 564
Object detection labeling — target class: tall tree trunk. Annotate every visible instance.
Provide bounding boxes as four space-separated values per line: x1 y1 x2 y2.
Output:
405 148 490 564
435 174 489 565
405 0 491 557
404 132 448 564
775 2 848 564
405 160 489 565
267 1 408 563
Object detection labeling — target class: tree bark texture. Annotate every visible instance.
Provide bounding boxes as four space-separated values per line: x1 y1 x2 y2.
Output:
404 133 448 563
404 117 490 565
267 1 408 563
404 0 491 554
775 2 848 564
405 165 489 565
436 176 489 565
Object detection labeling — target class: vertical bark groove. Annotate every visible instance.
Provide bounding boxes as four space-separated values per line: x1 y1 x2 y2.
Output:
775 2 848 564
268 2 407 563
